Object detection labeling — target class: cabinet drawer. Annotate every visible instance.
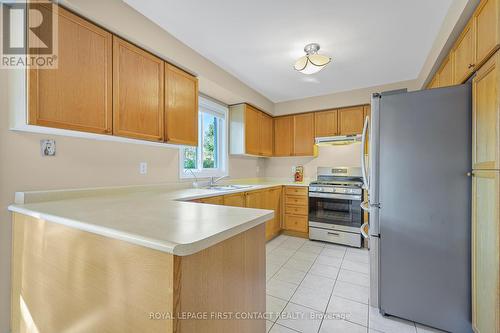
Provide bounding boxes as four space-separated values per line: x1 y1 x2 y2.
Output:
285 205 308 216
284 214 308 233
285 195 308 206
309 227 361 248
285 186 308 196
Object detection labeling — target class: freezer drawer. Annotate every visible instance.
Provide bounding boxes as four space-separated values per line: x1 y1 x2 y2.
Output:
309 226 361 247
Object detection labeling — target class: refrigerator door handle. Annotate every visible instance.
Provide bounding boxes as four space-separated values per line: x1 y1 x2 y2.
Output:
360 222 369 238
361 200 370 212
361 116 370 189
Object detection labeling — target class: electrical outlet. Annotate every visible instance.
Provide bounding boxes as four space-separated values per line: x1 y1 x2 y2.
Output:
139 162 148 175
40 139 56 156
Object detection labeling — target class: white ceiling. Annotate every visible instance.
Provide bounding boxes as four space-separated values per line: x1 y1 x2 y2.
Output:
124 0 453 103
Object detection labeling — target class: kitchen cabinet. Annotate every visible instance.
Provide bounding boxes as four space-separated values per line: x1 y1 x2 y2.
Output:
453 20 476 84
196 196 224 205
260 113 274 156
437 54 454 87
293 113 315 156
263 187 282 240
274 116 293 156
338 106 365 135
474 0 500 67
314 109 338 137
165 64 198 146
471 170 500 333
245 189 265 209
223 193 246 207
113 36 164 142
427 75 439 89
27 5 113 134
472 51 499 170
283 186 308 234
229 103 273 156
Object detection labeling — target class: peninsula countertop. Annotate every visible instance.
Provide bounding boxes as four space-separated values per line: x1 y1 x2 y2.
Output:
8 179 310 256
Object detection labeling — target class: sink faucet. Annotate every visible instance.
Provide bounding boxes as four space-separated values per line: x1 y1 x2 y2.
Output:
209 175 228 187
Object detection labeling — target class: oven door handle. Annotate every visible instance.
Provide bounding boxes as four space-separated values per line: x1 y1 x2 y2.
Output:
309 192 362 200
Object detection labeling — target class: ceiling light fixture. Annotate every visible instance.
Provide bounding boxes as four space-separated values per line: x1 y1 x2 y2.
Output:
294 43 331 75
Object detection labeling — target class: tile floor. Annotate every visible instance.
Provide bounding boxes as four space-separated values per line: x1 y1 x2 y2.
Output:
265 235 445 333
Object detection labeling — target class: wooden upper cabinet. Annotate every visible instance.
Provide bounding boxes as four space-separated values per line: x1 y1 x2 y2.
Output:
427 75 440 89
165 64 198 146
314 109 338 137
472 51 500 170
363 105 371 121
437 54 454 87
338 106 364 135
113 37 164 141
274 116 293 156
260 113 274 156
293 113 315 156
474 0 500 66
453 20 476 84
28 5 112 134
245 105 261 155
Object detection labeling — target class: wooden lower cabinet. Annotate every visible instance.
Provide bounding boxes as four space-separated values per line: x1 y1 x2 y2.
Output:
283 186 309 235
223 192 246 207
195 196 224 205
263 187 282 240
472 170 500 333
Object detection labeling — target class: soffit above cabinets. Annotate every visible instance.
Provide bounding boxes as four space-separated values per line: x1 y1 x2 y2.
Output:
124 0 454 102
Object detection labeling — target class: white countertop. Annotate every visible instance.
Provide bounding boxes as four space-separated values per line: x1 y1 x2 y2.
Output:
8 179 309 256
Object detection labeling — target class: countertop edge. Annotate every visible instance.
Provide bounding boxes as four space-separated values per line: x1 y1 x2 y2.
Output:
8 205 274 256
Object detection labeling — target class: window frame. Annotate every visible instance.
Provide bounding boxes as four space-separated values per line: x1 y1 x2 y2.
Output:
179 96 228 179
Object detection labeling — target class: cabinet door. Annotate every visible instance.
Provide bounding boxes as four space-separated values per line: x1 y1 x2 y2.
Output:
274 116 293 156
223 193 246 207
245 190 264 209
437 54 454 87
454 20 476 84
475 0 500 66
473 51 499 170
284 215 308 233
427 75 439 89
472 170 500 333
199 196 223 205
28 5 112 134
165 64 198 146
338 106 364 135
314 109 338 137
293 113 315 156
245 106 261 155
113 37 164 141
260 113 274 156
270 187 282 235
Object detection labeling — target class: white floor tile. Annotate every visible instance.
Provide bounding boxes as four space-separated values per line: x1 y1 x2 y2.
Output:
303 240 326 248
268 253 291 266
290 284 331 312
298 244 324 254
337 269 370 287
273 247 297 258
269 322 299 333
274 267 307 285
321 247 346 258
277 303 323 333
283 258 314 272
315 254 343 267
320 318 368 333
332 281 369 304
342 259 370 274
327 295 368 327
369 307 417 333
324 242 349 250
280 238 306 250
292 251 319 262
267 320 274 332
415 323 447 333
300 273 336 294
345 251 370 264
267 295 288 322
309 262 340 279
267 278 299 300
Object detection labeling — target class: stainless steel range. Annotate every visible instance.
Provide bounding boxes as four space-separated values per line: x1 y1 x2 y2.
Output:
308 167 364 247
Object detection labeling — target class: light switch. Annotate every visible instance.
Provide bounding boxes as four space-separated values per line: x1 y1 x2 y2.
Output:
139 162 148 175
40 139 56 156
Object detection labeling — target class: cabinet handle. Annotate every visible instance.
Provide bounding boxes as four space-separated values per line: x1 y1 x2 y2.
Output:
327 232 340 236
468 64 475 69
467 171 475 177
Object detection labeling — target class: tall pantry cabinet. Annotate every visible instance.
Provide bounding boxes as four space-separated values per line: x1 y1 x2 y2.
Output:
472 49 500 333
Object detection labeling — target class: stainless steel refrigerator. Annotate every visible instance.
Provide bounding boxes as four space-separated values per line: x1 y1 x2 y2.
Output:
360 85 472 333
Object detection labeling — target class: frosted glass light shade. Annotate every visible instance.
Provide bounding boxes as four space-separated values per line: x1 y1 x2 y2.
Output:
294 53 331 74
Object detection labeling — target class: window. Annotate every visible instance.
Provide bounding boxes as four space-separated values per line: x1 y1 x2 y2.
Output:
180 96 228 178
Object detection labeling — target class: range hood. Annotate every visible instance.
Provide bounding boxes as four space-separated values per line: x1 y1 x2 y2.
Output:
315 134 361 146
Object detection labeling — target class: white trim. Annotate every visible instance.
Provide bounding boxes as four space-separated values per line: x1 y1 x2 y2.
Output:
179 96 229 179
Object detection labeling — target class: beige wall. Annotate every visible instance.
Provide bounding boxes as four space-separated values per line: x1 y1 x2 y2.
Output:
262 144 362 181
